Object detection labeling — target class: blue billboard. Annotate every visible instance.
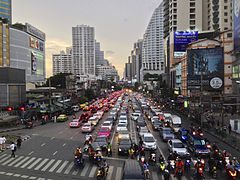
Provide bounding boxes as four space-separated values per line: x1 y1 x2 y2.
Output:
174 31 198 57
0 0 11 22
234 0 240 51
187 47 224 91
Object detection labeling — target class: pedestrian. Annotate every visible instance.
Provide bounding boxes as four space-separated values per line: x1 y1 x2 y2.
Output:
228 123 232 134
10 142 16 158
0 136 3 151
2 136 6 150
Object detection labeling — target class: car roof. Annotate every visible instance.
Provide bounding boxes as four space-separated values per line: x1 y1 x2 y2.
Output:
123 160 144 180
143 133 153 137
170 139 182 143
190 134 204 140
100 127 109 130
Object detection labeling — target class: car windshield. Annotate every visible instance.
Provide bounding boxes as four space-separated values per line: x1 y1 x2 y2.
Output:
120 140 131 145
99 128 109 133
194 140 206 146
120 117 127 120
163 130 172 134
84 124 91 127
144 137 154 142
95 137 106 142
173 124 181 127
103 123 110 126
118 124 126 127
181 131 188 135
72 119 79 122
120 130 128 134
173 143 184 148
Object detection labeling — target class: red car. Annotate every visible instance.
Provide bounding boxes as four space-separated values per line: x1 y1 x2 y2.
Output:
79 112 92 123
98 127 111 139
158 113 165 121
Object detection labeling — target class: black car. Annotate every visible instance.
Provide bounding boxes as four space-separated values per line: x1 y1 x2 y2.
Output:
92 135 108 150
152 120 162 130
146 112 154 121
118 139 132 155
137 116 144 122
136 121 146 131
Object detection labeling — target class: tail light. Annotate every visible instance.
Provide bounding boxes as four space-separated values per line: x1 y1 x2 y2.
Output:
69 123 71 126
200 133 203 136
193 132 196 135
207 144 211 149
229 170 237 177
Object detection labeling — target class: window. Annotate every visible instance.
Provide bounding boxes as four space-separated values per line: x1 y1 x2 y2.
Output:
224 19 228 23
190 8 195 13
190 2 195 7
190 14 195 19
224 12 228 16
227 33 232 38
224 6 228 9
224 0 228 2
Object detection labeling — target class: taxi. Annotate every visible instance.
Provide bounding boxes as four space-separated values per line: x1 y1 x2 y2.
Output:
57 114 68 122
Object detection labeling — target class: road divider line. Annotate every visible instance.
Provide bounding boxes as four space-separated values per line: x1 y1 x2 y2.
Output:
58 131 63 134
20 157 36 168
49 160 62 172
0 156 9 163
106 166 114 180
89 165 97 177
53 151 58 156
80 163 89 176
51 137 55 140
56 160 69 173
34 158 49 170
28 151 34 156
14 157 30 168
27 158 42 169
2 156 18 165
62 143 66 147
64 162 74 174
115 167 122 180
41 159 55 172
70 136 73 139
41 143 46 147
8 156 24 166
0 154 7 159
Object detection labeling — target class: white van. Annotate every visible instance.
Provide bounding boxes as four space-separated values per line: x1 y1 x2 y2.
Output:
171 115 182 132
72 105 80 112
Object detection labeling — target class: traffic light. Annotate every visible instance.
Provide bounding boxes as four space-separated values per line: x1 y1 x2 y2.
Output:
20 107 25 111
7 107 13 111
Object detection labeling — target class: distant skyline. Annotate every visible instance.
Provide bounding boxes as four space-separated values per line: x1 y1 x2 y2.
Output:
12 0 162 78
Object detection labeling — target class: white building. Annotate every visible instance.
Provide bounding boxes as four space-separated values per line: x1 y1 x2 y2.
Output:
96 65 119 82
52 47 72 75
141 2 164 82
72 25 95 75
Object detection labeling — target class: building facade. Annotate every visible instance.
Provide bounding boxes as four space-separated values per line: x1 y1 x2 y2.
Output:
52 47 72 75
141 2 165 80
0 23 45 83
0 0 11 24
72 25 95 75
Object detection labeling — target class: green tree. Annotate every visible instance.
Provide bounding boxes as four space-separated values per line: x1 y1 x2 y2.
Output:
46 73 71 89
84 88 96 100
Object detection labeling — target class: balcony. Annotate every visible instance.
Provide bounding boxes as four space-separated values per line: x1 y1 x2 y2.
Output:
213 24 219 30
213 17 219 23
212 0 219 5
212 11 219 17
212 5 219 11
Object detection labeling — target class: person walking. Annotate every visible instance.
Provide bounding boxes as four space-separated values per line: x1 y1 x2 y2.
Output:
228 123 232 134
2 136 6 150
10 142 16 158
0 136 3 151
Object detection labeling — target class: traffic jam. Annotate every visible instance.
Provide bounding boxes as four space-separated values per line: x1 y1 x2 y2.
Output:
68 89 239 180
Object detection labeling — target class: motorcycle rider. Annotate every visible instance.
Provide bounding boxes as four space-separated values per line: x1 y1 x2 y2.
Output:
226 161 234 171
173 151 178 160
85 133 92 144
106 142 112 155
128 146 134 158
143 161 149 173
159 154 165 163
168 152 175 161
194 158 204 177
139 147 145 157
222 150 228 159
232 157 239 166
163 169 170 180
174 157 184 176
17 137 22 149
208 157 216 173
149 149 156 162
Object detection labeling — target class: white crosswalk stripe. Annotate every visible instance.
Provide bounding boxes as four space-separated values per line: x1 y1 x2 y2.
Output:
64 162 74 175
0 155 10 163
0 154 7 159
34 158 49 170
21 157 36 168
48 160 62 172
106 166 114 180
56 160 68 173
8 156 24 166
27 158 42 169
80 163 89 176
14 157 30 167
116 167 122 180
89 165 97 177
2 155 18 165
41 159 55 172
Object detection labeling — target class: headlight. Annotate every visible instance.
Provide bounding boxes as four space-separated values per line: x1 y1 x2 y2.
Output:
119 148 122 151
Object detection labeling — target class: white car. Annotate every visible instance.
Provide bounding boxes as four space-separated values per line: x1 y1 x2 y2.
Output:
151 116 160 123
131 113 141 121
102 121 113 130
142 133 157 150
118 128 130 140
167 139 189 157
88 116 99 126
116 123 127 132
139 127 149 138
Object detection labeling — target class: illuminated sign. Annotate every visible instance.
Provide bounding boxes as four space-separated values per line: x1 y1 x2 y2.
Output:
29 37 44 51
26 23 46 41
31 51 44 75
174 31 198 57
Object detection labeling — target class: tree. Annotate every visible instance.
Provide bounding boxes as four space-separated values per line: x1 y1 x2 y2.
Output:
46 73 71 89
84 88 96 100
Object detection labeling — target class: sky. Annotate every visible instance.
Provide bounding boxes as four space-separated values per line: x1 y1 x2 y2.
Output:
12 0 162 78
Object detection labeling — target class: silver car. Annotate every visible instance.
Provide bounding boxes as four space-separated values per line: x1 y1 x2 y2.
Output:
167 139 189 157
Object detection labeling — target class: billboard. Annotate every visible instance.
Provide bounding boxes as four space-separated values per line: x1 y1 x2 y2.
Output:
174 31 198 57
26 23 46 41
31 51 44 75
29 37 44 51
187 47 224 91
0 0 11 22
234 0 240 51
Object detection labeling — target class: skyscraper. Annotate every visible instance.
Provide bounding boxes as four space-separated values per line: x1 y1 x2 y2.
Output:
0 0 11 24
141 2 164 82
72 25 95 75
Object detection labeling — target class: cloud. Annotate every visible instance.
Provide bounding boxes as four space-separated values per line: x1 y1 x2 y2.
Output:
105 50 115 55
45 39 71 77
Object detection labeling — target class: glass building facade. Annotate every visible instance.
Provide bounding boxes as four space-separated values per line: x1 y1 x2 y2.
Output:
0 0 11 23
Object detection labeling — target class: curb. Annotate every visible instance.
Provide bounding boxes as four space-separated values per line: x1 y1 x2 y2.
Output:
0 122 43 134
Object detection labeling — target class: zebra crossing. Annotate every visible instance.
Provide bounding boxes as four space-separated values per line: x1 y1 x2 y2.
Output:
0 153 210 180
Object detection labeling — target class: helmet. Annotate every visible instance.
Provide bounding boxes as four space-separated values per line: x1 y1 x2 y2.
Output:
96 147 101 151
169 152 173 156
178 157 181 161
103 159 106 162
223 150 226 153
233 157 237 160
197 158 201 162
165 169 169 173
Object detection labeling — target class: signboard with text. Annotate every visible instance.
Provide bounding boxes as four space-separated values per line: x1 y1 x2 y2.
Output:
234 0 240 51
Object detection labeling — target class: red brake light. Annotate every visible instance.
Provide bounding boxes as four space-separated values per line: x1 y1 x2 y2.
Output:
69 123 71 126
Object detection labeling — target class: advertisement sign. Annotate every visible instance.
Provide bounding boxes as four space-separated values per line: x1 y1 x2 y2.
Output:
0 0 11 21
187 47 224 91
26 23 46 41
31 51 44 75
234 0 240 51
174 31 198 57
29 37 44 51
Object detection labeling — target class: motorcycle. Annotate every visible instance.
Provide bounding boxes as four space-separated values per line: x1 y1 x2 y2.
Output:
224 156 230 167
176 168 183 179
140 156 145 165
200 159 205 170
235 164 240 176
26 121 33 128
94 155 103 166
217 159 224 170
106 147 112 157
74 155 84 169
97 168 105 179
211 166 217 179
144 168 150 179
159 161 166 173
149 152 156 165
194 167 204 179
227 168 237 179
168 160 175 173
184 159 191 173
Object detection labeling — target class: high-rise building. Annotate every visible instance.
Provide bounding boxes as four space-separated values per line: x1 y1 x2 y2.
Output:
0 0 11 24
52 47 72 75
95 41 105 65
141 2 165 82
72 25 95 75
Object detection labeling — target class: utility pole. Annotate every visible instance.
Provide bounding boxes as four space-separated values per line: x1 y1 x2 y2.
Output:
49 78 52 117
200 56 203 126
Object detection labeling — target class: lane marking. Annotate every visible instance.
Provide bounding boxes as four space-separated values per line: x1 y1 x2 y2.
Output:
64 162 74 174
20 157 36 168
51 137 55 140
56 160 69 173
8 156 24 166
58 131 63 134
152 171 159 180
49 160 62 172
21 175 29 178
41 143 46 147
14 157 30 167
72 168 78 176
27 158 42 169
0 154 7 159
29 177 37 180
0 156 9 163
80 163 89 176
28 151 34 155
13 174 21 177
2 156 18 165
116 167 122 180
0 171 6 175
89 165 97 177
6 172 13 176
41 159 55 172
106 166 114 180
53 151 58 156
34 158 49 170
70 136 74 139
62 143 66 147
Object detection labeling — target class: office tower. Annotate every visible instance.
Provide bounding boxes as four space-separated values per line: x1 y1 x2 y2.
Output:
52 47 72 75
72 25 95 75
0 0 11 24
